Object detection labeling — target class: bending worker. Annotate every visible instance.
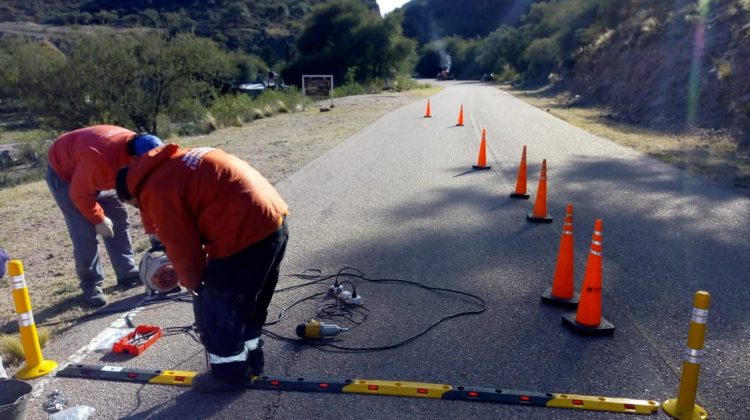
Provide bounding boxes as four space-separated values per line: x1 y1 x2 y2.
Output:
46 125 163 308
115 144 289 393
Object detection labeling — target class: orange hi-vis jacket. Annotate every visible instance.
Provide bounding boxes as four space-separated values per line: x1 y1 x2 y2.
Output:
48 125 136 225
126 144 289 290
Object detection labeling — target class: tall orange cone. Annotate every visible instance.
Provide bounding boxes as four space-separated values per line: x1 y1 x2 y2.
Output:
526 159 553 223
456 104 464 126
541 204 579 307
424 98 432 118
510 145 530 199
472 129 491 170
562 219 615 335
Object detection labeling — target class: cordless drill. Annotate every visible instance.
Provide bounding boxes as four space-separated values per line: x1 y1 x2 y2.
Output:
296 320 349 339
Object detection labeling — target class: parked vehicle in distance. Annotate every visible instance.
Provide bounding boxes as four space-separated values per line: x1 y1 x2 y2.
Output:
238 71 288 97
437 69 454 80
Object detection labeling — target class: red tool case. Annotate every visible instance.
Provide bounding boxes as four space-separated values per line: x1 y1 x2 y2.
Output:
112 325 163 356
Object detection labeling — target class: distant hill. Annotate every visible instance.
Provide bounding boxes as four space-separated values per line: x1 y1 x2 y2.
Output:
0 0 380 66
400 0 535 43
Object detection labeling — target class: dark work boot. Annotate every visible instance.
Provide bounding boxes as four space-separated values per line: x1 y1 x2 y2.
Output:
82 286 107 308
116 276 141 289
247 339 264 376
192 371 247 394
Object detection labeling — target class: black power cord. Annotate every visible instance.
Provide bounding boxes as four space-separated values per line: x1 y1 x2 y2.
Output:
36 292 193 328
33 267 486 353
263 267 487 352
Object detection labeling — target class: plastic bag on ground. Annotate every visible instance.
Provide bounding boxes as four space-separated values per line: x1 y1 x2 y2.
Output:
48 405 96 420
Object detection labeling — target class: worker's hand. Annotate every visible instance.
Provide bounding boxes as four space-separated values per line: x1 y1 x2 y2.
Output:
95 217 115 238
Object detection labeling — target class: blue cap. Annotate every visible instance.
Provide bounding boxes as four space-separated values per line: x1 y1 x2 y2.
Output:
0 247 9 279
132 134 164 156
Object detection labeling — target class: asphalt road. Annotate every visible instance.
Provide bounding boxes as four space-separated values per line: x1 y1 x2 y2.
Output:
25 81 749 419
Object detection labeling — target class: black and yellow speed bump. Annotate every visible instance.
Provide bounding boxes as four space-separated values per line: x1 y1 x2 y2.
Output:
57 364 659 415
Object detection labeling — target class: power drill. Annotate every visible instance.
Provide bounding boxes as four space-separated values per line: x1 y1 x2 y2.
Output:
295 320 349 339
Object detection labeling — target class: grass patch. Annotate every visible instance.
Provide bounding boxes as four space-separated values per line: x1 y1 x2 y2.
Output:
0 328 50 366
334 77 433 98
208 89 304 129
52 281 79 295
0 129 57 145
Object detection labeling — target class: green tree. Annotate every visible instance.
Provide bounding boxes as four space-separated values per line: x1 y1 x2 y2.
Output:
103 33 234 134
93 10 117 25
476 25 524 74
512 0 624 81
415 36 481 80
521 36 561 80
0 37 67 119
222 3 252 28
9 33 237 134
283 0 415 86
414 45 442 78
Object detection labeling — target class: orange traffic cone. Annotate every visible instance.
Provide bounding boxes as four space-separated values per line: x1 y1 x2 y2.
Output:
510 145 530 199
472 129 491 170
526 159 553 223
424 98 432 118
562 219 615 335
456 104 464 126
541 204 579 307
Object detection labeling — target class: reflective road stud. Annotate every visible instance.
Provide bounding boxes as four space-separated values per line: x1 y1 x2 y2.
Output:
663 291 711 420
7 260 57 379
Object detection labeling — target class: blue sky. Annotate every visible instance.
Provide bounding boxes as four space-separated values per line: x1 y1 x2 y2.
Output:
377 0 410 15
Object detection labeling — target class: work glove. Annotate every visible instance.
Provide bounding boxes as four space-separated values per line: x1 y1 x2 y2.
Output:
0 247 8 279
95 217 115 238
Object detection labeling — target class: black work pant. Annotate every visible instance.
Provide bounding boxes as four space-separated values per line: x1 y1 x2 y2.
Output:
193 219 288 382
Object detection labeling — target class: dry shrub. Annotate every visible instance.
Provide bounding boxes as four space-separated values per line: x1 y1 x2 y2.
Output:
202 113 218 133
0 328 49 365
275 100 289 113
262 104 274 117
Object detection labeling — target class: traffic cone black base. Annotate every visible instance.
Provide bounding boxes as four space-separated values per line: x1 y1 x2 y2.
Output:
526 213 553 223
541 288 580 308
561 312 615 336
510 192 530 199
472 165 491 170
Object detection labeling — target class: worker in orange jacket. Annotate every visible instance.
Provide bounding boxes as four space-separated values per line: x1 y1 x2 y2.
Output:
46 125 163 308
116 144 289 393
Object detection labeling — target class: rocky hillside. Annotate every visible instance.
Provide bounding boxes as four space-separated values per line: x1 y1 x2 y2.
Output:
567 0 750 149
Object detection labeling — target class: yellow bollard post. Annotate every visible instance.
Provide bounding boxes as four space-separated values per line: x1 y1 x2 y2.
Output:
663 291 710 420
7 260 57 379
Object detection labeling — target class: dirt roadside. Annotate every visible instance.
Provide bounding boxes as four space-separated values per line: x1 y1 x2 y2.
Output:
508 85 750 195
1 82 747 366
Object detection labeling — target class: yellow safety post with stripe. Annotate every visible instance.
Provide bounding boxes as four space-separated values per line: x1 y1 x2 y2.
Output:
58 364 660 415
663 291 710 420
7 259 57 379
